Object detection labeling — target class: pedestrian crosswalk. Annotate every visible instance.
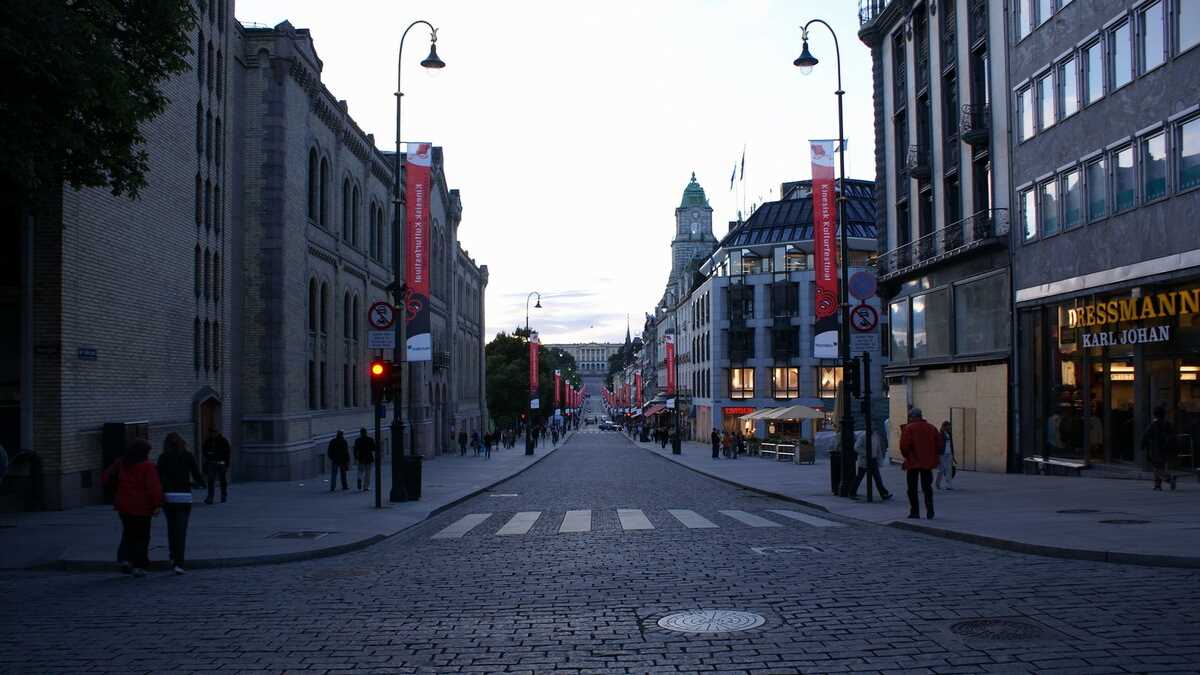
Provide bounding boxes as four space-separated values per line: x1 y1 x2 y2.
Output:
430 508 843 539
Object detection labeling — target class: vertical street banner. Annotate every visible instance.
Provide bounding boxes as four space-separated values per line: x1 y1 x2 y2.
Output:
665 334 677 394
405 142 434 361
529 332 540 409
810 139 840 358
554 370 561 408
634 372 642 408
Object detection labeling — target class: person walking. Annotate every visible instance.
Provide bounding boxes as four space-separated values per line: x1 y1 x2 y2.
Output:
458 430 468 456
101 439 163 577
711 428 721 459
721 430 733 459
734 431 745 459
899 408 942 519
936 421 955 491
327 430 350 491
156 432 204 574
850 429 893 500
471 431 482 456
1145 405 1177 491
201 428 231 505
353 428 375 491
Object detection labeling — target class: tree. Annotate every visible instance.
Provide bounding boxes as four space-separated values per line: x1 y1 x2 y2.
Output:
0 1 197 199
486 329 581 429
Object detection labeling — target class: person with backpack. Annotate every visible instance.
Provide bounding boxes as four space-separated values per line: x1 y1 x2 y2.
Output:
327 430 350 492
353 428 375 491
201 428 232 505
1145 405 1177 491
101 439 163 577
156 432 205 574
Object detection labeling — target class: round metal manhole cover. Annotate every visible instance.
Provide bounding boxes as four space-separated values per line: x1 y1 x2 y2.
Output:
657 610 765 634
1056 509 1099 514
950 619 1046 641
1100 519 1150 524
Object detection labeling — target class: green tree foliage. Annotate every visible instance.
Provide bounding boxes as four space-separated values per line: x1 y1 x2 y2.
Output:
0 1 198 198
486 330 580 429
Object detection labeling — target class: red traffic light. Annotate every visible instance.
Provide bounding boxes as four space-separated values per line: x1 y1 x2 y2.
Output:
369 360 394 403
371 362 386 377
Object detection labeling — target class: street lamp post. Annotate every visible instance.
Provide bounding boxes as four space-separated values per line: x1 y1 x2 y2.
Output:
525 291 542 332
525 291 542 455
389 20 444 503
795 20 857 497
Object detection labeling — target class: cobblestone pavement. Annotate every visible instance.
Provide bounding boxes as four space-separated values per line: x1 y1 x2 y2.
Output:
2 430 1199 674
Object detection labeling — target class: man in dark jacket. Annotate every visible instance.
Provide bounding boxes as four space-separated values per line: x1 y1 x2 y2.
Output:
1145 405 1176 491
899 408 943 519
201 429 232 505
353 428 376 492
458 430 468 456
711 428 721 459
327 430 350 491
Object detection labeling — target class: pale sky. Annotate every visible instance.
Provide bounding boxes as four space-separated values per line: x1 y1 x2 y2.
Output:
236 0 876 344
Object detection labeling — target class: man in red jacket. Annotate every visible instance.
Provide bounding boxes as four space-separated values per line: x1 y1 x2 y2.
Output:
899 408 943 519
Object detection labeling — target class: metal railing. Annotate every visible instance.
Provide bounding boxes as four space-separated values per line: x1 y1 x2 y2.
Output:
904 144 931 180
875 208 1009 278
858 0 892 26
960 103 990 145
968 0 988 45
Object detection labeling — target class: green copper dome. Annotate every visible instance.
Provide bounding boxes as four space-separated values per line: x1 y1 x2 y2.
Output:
680 172 709 208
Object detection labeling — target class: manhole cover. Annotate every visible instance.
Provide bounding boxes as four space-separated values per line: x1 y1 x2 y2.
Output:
658 610 765 634
1056 509 1099 514
751 545 822 555
269 530 333 540
950 618 1047 641
1100 519 1150 524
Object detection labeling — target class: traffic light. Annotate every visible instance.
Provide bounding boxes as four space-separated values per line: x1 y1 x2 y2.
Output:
370 360 392 404
845 359 861 398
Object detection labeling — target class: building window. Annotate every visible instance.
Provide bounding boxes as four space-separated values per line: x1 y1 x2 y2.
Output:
1180 115 1200 191
206 41 213 90
1142 131 1168 201
320 282 330 334
352 296 360 340
1016 0 1034 40
342 179 352 242
194 245 202 297
1082 40 1104 106
308 361 317 409
203 249 211 299
1020 187 1037 240
911 288 951 359
203 319 210 372
215 51 223 98
729 368 754 399
319 158 330 228
343 363 351 407
1086 158 1108 220
1062 168 1082 229
195 174 203 225
352 361 359 406
197 29 204 83
308 279 318 331
194 318 201 372
1110 20 1133 90
817 366 843 399
1017 86 1034 141
343 292 351 337
1037 71 1055 131
954 271 1011 354
1114 144 1136 211
213 322 220 371
889 298 910 362
1058 57 1078 118
1037 0 1053 26
213 253 221 301
1182 0 1200 54
1038 179 1059 237
351 186 360 246
320 361 328 409
771 367 798 399
195 102 203 152
1140 1 1165 73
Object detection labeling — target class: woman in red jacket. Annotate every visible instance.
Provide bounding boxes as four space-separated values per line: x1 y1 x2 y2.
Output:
101 438 164 577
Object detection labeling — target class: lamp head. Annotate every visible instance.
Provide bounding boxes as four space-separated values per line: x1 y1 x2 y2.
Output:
420 40 445 69
534 299 542 309
794 39 818 75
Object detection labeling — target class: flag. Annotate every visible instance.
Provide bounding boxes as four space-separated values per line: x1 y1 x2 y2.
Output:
739 145 746 181
729 163 737 191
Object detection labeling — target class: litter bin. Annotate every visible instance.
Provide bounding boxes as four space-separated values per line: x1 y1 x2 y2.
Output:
829 450 842 496
401 455 422 501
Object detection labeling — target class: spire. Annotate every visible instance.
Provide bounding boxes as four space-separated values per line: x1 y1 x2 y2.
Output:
625 315 632 347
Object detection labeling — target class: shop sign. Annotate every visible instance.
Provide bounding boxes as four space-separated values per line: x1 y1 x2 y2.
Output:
1081 324 1171 348
723 406 755 416
1066 289 1200 329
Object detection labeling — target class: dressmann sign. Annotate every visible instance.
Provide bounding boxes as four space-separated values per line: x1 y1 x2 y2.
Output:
1065 287 1199 348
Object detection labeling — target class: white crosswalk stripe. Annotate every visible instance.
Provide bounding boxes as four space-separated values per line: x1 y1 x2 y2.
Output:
719 509 782 527
767 509 844 528
496 511 541 536
668 509 718 529
432 513 491 539
616 509 654 530
559 509 592 533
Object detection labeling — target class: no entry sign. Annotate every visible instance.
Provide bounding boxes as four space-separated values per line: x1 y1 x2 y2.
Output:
850 304 879 332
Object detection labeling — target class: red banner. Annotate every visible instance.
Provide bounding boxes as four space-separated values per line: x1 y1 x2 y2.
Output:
635 372 642 407
405 142 434 361
554 370 561 408
810 139 838 320
665 334 676 394
529 333 540 394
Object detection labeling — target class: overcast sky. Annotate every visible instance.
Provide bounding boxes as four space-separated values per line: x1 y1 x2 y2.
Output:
236 0 875 344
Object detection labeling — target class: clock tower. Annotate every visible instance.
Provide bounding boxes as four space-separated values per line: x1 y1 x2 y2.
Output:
670 172 717 293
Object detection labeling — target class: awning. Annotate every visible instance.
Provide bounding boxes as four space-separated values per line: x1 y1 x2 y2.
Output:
738 408 776 420
763 404 826 421
642 403 666 417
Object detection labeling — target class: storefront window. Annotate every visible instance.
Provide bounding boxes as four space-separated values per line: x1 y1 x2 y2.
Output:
729 367 754 399
912 288 951 359
817 366 843 398
890 298 910 362
772 367 799 399
955 272 1010 354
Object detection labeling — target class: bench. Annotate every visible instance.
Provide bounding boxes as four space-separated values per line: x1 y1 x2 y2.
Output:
1023 456 1087 476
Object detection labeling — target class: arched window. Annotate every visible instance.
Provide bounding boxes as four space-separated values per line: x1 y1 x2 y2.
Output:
342 179 351 242
194 318 201 372
213 322 221 371
368 202 377 258
196 102 203 152
319 158 330 228
214 118 222 165
203 178 211 228
195 173 203 225
343 291 351 337
206 41 214 90
197 30 204 83
205 111 212 158
343 363 350 407
215 51 223 98
203 319 211 371
307 149 318 221
375 205 385 261
320 282 329 334
213 184 221 231
194 245 202 297
203 249 211 299
212 252 221 301
352 296 360 340
351 186 360 247
308 278 318 331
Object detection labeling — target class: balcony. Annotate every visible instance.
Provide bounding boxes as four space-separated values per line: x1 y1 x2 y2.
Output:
433 350 451 370
858 0 891 26
903 145 931 180
875 208 1009 281
968 0 988 46
960 104 990 146
943 134 961 173
941 29 958 71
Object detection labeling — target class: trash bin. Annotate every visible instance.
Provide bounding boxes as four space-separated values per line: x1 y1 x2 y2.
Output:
829 450 842 496
401 455 422 501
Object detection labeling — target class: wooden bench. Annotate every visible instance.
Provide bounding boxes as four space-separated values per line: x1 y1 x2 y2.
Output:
1023 456 1087 476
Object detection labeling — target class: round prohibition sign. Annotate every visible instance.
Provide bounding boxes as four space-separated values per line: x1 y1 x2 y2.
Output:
367 301 397 330
850 304 879 332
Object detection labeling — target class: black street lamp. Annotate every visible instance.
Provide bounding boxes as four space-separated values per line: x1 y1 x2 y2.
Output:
390 19 444 503
525 291 542 455
525 291 542 332
796 19 857 497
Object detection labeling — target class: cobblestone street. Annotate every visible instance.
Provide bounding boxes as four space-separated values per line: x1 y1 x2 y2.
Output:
2 431 1199 674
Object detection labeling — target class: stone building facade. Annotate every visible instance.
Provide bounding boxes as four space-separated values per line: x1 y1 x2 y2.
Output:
547 343 623 375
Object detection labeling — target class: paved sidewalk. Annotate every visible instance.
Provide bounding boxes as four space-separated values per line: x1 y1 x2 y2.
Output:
0 433 571 570
627 432 1200 568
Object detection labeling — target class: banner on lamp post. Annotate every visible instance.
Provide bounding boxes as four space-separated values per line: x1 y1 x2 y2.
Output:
404 142 434 362
810 139 840 358
554 370 561 408
529 332 540 408
634 372 642 408
665 334 677 394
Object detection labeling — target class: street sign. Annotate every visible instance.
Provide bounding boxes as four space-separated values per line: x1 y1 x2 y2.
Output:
848 271 878 300
850 332 881 353
367 301 396 330
530 398 541 410
368 330 396 349
850 304 879 332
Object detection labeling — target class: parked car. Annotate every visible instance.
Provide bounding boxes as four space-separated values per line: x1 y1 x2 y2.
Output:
598 421 617 431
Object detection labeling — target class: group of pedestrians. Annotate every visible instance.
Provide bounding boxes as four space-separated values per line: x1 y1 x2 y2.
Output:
327 429 376 491
457 429 510 459
709 429 744 459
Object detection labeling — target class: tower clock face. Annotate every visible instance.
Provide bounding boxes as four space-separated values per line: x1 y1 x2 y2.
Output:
690 222 698 235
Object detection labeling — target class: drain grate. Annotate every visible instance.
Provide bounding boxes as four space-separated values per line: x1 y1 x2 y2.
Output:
1100 519 1150 525
1056 509 1099 514
658 610 765 634
950 618 1048 641
269 530 333 540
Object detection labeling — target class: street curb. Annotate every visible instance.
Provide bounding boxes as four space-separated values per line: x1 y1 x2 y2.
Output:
44 437 572 573
888 520 1200 569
